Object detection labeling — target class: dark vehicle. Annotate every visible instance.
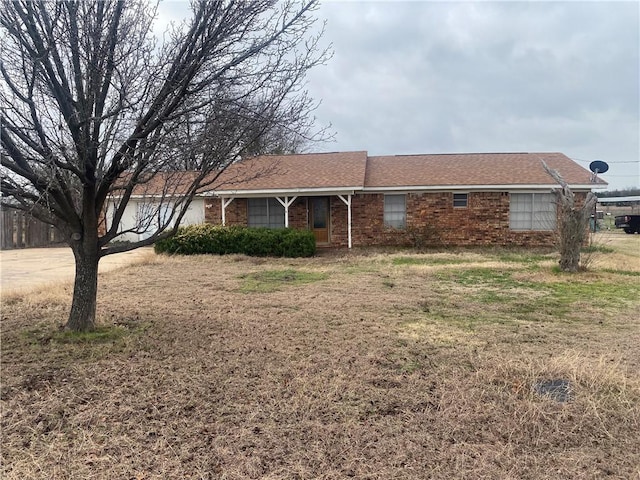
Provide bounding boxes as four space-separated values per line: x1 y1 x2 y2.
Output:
615 215 640 234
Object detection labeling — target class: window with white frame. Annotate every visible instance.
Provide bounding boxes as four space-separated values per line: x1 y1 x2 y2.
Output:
384 194 406 229
248 198 285 228
509 193 556 231
453 193 468 208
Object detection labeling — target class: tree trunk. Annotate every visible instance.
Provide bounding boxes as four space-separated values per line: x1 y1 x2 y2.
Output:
555 194 596 272
66 241 100 332
542 162 596 273
558 232 581 272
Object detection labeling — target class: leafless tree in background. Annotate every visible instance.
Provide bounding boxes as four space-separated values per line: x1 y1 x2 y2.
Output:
0 0 329 331
543 161 597 272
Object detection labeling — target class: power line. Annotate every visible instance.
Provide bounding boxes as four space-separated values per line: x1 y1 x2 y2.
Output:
599 174 640 177
571 157 639 165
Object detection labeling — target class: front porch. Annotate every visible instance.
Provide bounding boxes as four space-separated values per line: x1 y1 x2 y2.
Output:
204 194 355 248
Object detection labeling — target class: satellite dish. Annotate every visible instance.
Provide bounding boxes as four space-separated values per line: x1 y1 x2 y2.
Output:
589 160 609 174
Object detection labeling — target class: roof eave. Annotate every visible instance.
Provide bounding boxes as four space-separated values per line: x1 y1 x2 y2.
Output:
108 193 208 199
362 183 604 193
209 186 363 197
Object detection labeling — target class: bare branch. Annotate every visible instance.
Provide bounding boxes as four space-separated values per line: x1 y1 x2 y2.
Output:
542 160 597 272
1 0 329 330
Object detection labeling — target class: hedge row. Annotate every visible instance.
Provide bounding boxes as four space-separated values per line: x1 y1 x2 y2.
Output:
154 224 316 257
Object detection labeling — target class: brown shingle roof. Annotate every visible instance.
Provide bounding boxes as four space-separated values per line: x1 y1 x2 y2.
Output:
119 151 604 196
214 151 368 191
364 152 602 188
118 171 201 196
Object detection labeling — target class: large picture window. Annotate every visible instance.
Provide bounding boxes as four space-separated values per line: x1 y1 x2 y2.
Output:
510 193 556 231
384 194 406 229
248 198 285 228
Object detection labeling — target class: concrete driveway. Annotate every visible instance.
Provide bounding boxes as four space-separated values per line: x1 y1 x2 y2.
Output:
0 247 155 294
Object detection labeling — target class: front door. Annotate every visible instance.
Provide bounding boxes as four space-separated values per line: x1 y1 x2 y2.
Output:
310 197 330 244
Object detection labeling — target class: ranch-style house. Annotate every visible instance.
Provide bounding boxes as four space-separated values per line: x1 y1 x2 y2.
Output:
110 151 606 248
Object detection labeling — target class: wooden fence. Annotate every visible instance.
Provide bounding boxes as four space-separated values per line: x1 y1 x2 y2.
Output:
0 208 65 250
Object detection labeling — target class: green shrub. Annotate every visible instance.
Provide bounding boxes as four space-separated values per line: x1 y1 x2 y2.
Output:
154 224 316 257
282 229 316 257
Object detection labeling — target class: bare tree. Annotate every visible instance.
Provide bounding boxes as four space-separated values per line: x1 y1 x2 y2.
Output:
542 161 597 272
175 97 309 170
1 0 329 331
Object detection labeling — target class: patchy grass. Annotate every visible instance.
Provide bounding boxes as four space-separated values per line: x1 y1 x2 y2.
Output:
22 324 133 345
392 255 472 266
238 268 328 293
437 267 526 287
1 237 639 479
602 269 640 277
493 250 555 265
582 244 615 254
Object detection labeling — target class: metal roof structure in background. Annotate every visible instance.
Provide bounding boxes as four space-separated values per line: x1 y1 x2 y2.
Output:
597 196 640 204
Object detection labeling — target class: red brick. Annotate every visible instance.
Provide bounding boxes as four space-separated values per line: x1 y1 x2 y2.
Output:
204 192 590 248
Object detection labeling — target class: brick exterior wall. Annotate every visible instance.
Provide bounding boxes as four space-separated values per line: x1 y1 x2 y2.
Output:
289 198 308 229
204 191 590 248
205 197 307 228
205 197 248 226
204 197 222 224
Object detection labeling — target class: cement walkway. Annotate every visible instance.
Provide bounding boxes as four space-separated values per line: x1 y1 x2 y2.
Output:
0 247 155 294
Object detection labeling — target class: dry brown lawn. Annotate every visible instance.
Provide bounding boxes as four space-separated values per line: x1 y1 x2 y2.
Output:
2 232 639 479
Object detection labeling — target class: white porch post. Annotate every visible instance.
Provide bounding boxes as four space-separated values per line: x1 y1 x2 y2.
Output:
338 194 352 249
275 196 298 228
221 197 234 226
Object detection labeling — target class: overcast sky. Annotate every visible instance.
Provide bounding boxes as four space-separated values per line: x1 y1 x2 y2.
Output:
159 1 640 191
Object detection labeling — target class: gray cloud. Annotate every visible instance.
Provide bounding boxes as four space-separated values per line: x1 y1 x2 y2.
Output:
153 0 639 189
308 1 640 189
